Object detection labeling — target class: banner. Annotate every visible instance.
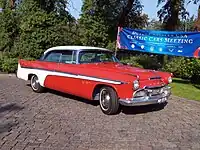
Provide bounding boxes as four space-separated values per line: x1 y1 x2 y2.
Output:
117 27 200 58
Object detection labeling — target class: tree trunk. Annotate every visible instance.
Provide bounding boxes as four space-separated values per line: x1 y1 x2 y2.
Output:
10 0 15 9
194 5 200 31
164 0 180 31
118 0 134 27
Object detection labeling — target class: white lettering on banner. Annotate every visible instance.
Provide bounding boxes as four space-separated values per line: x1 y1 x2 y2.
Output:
149 37 154 42
126 34 194 44
131 31 189 38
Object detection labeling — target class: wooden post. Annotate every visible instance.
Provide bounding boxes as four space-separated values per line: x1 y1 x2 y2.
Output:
10 0 15 9
115 27 121 56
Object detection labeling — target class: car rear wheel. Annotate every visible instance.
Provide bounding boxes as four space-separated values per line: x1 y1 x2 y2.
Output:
99 86 120 115
30 75 44 93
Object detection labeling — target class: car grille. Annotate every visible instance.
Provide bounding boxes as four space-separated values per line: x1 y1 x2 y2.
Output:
134 86 164 98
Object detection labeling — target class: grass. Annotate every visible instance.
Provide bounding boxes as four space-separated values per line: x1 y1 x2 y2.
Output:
170 78 200 101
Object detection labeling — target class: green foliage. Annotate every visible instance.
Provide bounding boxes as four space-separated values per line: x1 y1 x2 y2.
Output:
79 13 109 47
1 57 18 73
120 56 143 68
120 54 163 69
157 0 187 31
179 16 196 31
106 41 116 51
0 9 19 52
146 19 163 30
12 0 74 58
0 0 77 60
190 59 200 84
135 55 162 70
0 52 3 70
162 57 191 79
0 0 79 72
79 0 148 47
162 57 200 83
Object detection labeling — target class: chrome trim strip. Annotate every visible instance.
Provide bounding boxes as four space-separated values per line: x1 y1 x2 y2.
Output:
20 66 126 85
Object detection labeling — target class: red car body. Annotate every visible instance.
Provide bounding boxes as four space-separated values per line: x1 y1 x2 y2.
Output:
17 46 172 115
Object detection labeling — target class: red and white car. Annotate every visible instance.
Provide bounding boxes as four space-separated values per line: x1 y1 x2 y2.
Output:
17 46 172 115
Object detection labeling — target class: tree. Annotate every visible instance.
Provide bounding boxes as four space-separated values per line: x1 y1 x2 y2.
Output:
0 1 19 52
9 0 76 58
146 19 163 30
0 0 77 58
33 0 74 20
79 0 148 48
157 0 188 31
180 15 196 31
194 5 200 31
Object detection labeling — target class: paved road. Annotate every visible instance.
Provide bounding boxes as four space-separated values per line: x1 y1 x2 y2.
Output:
0 75 200 150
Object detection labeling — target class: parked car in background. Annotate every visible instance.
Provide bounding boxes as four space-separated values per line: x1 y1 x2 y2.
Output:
17 46 172 115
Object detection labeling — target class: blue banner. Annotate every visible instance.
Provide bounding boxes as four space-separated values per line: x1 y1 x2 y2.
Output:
117 27 200 58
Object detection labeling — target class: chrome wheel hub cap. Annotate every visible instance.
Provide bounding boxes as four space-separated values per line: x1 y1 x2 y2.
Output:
31 76 39 90
100 89 110 111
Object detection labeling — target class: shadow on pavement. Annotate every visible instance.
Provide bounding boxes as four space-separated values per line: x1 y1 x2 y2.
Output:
27 83 99 106
0 121 19 134
121 102 167 115
26 84 167 114
0 103 24 113
47 88 167 115
0 103 23 134
47 89 99 106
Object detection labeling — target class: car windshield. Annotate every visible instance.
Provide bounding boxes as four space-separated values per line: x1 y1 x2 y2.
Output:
79 50 120 64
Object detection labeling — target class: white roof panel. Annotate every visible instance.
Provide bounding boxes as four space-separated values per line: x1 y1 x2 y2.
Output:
44 46 111 54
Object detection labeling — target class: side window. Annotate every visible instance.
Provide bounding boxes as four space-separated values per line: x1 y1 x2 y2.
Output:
44 51 61 62
60 51 76 64
79 52 96 63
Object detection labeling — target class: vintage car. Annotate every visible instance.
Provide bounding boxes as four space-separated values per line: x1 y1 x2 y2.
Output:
17 46 172 115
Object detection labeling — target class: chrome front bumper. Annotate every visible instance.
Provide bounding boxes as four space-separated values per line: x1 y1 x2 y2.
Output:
119 86 171 106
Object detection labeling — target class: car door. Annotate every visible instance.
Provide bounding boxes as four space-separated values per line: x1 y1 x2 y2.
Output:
40 50 62 90
54 50 83 95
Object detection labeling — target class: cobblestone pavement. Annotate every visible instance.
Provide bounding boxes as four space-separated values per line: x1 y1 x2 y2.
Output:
0 75 200 150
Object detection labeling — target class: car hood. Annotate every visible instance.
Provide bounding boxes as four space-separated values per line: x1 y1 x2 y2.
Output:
83 62 166 81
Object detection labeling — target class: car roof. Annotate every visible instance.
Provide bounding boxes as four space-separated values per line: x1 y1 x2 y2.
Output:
44 46 112 54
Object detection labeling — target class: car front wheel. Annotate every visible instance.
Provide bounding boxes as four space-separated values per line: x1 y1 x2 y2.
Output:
30 75 44 93
99 86 120 115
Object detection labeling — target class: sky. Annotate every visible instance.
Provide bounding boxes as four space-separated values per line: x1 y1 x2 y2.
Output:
68 0 199 20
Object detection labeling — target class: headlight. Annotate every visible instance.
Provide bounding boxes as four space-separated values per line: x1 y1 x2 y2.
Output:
133 80 139 90
168 76 172 83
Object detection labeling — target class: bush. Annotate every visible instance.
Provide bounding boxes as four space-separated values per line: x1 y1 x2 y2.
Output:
190 59 200 84
0 53 36 73
162 57 189 79
120 56 143 68
1 57 19 73
136 54 162 70
120 54 162 69
162 57 200 83
0 52 3 71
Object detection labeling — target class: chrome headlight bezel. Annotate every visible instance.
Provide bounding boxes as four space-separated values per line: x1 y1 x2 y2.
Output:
168 76 172 83
133 80 139 90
